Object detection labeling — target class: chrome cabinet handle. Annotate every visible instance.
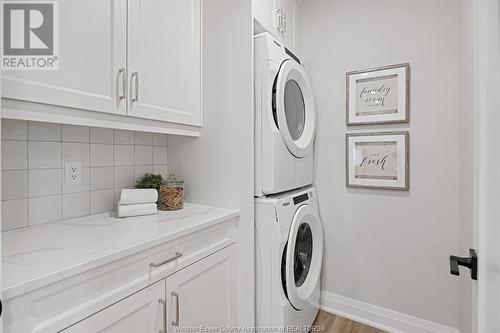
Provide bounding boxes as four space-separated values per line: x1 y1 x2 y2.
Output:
131 71 139 102
159 298 166 333
149 252 183 268
117 68 125 101
171 291 180 327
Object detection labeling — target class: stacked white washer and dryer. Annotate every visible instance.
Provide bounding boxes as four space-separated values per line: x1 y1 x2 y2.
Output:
254 32 324 330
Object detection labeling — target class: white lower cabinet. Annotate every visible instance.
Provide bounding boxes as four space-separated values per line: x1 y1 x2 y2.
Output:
62 281 165 333
62 245 236 333
3 217 238 333
165 245 237 331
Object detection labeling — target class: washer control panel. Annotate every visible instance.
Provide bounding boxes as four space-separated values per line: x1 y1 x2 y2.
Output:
293 193 309 205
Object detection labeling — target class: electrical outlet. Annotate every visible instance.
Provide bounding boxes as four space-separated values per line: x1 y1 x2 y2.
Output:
65 161 82 185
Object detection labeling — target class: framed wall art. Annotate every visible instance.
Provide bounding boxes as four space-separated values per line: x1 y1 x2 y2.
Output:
346 131 409 190
346 63 410 125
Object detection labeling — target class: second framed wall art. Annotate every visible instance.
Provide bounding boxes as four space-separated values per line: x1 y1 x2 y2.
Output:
346 131 409 190
346 63 410 125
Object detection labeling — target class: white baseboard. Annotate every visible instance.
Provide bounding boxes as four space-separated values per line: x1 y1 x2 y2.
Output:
320 291 460 333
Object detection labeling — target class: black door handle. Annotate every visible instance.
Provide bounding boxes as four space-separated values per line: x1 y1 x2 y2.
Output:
450 248 477 280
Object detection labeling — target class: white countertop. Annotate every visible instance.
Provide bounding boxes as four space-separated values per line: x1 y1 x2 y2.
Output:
2 203 239 301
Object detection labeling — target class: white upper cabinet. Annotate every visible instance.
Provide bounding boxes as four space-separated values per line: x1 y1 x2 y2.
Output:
1 0 202 131
252 0 297 50
62 281 165 333
127 0 201 126
2 0 127 115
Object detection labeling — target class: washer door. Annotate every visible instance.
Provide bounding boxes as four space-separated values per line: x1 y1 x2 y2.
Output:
274 60 316 158
284 204 324 310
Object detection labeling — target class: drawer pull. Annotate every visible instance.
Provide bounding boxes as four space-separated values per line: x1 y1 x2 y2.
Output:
150 252 183 268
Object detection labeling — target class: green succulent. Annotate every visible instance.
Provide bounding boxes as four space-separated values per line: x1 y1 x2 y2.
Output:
136 173 164 193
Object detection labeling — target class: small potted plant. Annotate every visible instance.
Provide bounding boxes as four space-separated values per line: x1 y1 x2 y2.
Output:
136 173 164 203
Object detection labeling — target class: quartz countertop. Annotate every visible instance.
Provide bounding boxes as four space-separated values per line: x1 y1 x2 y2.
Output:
2 203 239 301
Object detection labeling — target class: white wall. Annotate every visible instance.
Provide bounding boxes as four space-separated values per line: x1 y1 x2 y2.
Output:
167 0 254 326
298 0 463 328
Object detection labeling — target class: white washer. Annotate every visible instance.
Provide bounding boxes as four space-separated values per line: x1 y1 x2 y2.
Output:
255 187 323 329
254 33 316 197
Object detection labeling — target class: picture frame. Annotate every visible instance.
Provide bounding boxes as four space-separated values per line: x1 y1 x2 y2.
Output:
346 63 410 125
346 131 409 190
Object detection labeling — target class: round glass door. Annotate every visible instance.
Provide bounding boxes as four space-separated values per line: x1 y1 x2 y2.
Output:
284 80 306 141
275 60 316 158
294 223 312 287
284 205 324 310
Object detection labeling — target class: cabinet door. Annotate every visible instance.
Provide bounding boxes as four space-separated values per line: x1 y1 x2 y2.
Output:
165 246 237 331
278 0 297 50
128 0 201 126
1 0 127 115
63 281 166 333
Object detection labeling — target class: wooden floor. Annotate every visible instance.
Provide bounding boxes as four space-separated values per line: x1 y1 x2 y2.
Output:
313 310 387 333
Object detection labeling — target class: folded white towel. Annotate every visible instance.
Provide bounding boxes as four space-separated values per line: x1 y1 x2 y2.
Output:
117 202 157 218
119 189 158 205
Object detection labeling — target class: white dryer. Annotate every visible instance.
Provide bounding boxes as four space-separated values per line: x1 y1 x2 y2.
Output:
254 33 316 197
255 187 324 329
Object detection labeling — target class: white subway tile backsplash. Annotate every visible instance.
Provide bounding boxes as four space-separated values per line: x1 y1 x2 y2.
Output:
90 144 113 167
153 146 168 165
63 192 90 219
91 189 115 214
135 145 153 165
28 141 61 169
62 167 90 194
62 124 89 143
2 140 27 170
2 199 28 230
28 121 61 141
2 170 28 200
62 142 90 167
152 165 169 179
2 119 27 140
2 121 169 230
114 129 134 144
90 127 114 144
29 195 62 225
152 133 168 146
114 166 135 188
114 145 134 166
29 169 62 198
135 165 153 182
90 167 114 190
135 131 153 145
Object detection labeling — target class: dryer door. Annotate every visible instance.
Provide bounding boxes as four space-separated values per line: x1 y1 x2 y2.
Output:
284 204 323 310
274 60 316 158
